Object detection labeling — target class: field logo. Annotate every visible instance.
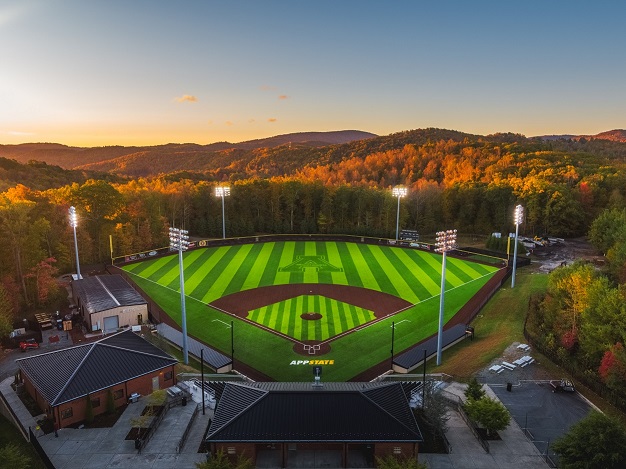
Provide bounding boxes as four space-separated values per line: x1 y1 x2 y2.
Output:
279 255 343 273
290 359 334 365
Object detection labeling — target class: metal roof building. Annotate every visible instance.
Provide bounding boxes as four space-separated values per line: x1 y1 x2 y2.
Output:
16 329 177 429
205 381 423 467
71 275 148 332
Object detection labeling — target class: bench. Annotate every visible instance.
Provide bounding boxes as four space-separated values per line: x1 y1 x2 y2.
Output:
489 365 503 373
517 343 531 351
502 361 516 370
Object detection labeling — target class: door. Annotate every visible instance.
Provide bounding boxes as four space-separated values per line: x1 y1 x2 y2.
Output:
103 315 119 333
152 376 159 391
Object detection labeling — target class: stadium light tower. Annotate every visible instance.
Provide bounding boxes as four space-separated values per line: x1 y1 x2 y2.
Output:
169 226 190 364
435 229 457 366
215 186 231 239
392 186 408 241
68 206 81 279
511 204 524 288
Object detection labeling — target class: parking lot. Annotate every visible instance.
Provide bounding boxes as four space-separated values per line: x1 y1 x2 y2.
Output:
491 381 592 464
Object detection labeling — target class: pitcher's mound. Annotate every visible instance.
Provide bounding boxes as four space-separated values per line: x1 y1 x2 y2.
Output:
301 312 322 320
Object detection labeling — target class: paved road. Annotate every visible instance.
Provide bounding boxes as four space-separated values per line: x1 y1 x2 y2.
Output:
1 328 74 380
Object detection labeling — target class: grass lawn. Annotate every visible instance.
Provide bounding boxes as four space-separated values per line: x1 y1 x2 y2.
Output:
0 415 46 468
124 241 501 381
430 269 548 378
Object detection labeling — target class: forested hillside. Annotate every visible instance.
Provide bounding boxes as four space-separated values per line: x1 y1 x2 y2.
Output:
1 127 626 321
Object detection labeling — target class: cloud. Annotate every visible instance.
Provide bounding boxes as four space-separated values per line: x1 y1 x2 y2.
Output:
225 121 234 126
268 118 277 123
207 120 213 125
259 85 276 91
278 95 289 100
248 119 256 124
6 130 34 136
175 95 198 103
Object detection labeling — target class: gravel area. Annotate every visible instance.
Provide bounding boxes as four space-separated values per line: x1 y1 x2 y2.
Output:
476 342 554 386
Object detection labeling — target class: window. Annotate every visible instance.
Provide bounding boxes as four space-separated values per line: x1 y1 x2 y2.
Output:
164 371 173 381
61 408 73 419
227 447 236 455
393 447 402 454
113 389 124 400
91 398 101 408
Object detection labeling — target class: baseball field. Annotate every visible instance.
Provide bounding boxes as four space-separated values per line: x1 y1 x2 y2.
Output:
122 240 500 381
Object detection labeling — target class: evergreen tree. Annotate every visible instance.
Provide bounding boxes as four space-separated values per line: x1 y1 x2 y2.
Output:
85 394 94 424
464 377 486 401
0 443 30 469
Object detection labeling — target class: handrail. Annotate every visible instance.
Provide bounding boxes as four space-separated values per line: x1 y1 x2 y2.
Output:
454 397 490 453
176 403 200 453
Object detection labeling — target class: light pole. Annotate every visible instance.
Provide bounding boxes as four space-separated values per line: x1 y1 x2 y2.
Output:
511 204 524 288
215 186 230 239
392 186 408 241
169 226 190 364
68 206 81 279
435 229 457 366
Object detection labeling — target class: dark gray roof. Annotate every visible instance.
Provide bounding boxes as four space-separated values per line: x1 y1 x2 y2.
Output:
206 382 422 443
73 275 147 315
393 323 468 369
17 329 177 406
156 323 231 370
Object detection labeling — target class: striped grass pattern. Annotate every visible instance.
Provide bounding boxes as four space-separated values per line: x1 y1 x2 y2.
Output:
122 241 500 381
123 241 496 305
248 295 375 341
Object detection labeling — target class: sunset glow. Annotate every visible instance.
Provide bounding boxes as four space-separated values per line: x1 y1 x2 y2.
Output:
1 0 625 147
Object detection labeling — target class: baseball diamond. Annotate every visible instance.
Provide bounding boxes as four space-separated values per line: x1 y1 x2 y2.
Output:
122 240 500 381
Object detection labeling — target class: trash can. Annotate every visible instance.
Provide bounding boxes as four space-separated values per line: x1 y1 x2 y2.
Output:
506 382 512 392
182 396 187 406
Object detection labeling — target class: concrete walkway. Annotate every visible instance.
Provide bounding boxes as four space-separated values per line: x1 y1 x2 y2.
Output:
2 375 551 469
1 376 210 469
420 383 550 469
39 399 208 468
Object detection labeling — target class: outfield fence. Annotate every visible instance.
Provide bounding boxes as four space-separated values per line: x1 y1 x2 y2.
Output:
112 233 508 267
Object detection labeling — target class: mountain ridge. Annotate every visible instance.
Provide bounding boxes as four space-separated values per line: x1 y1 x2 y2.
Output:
2 128 626 179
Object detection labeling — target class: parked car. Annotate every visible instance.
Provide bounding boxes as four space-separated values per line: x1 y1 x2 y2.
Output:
19 338 39 351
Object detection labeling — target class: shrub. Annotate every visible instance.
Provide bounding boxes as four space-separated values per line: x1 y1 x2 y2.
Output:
85 394 94 424
106 389 115 415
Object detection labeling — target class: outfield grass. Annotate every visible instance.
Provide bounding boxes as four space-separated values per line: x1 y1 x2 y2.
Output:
123 241 500 381
431 269 548 378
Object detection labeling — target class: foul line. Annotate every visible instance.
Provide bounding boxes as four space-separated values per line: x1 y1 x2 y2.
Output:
125 266 502 349
212 319 231 328
124 270 303 345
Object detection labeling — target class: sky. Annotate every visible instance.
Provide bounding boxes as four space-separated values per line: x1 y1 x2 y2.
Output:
1 0 625 147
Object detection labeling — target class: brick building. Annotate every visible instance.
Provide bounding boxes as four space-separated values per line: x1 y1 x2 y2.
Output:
205 381 423 468
16 329 177 429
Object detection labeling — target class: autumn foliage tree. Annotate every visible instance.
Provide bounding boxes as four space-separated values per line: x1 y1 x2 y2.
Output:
599 343 626 390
